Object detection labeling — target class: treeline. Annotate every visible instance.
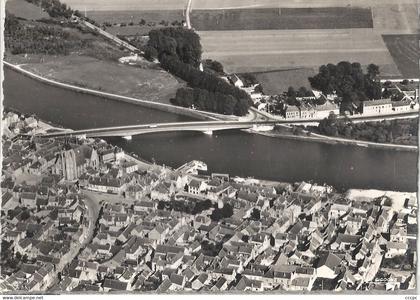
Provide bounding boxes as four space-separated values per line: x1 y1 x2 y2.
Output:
157 199 212 215
161 54 250 100
5 13 90 55
309 62 381 113
25 0 73 18
171 87 250 116
24 0 100 26
146 27 252 116
147 27 202 67
286 86 326 106
316 114 418 145
161 54 251 115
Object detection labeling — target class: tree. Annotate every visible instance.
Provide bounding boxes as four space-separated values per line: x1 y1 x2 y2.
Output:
241 235 249 242
367 64 380 80
250 208 261 221
210 203 233 221
203 59 224 74
144 46 158 61
309 61 382 110
314 96 327 105
148 27 202 67
287 86 297 98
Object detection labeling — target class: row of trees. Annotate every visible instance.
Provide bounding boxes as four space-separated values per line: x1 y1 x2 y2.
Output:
286 86 326 106
25 0 74 18
171 87 250 116
5 13 91 55
160 54 251 114
309 62 382 113
145 27 252 116
157 199 213 215
316 113 418 145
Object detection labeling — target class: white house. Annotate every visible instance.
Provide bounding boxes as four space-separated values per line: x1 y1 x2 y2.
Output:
315 101 340 119
362 99 393 115
392 100 412 112
285 105 300 119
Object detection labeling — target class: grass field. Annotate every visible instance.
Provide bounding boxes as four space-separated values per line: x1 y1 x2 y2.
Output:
12 54 183 103
191 7 373 31
5 0 50 20
199 29 401 75
252 68 316 95
382 34 420 79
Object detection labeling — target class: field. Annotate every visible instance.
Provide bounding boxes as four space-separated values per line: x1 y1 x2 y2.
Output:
191 0 417 80
5 0 50 20
61 0 417 87
61 0 187 11
12 54 183 103
199 29 401 75
382 35 420 79
85 10 185 36
191 7 373 31
85 10 184 25
191 0 417 9
372 3 419 34
252 68 316 95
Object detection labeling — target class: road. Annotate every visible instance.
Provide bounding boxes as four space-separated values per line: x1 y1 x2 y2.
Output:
185 0 193 29
35 109 420 139
80 192 102 247
81 20 139 53
37 120 275 138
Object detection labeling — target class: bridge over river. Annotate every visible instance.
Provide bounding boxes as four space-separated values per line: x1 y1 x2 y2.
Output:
34 110 419 139
35 120 280 139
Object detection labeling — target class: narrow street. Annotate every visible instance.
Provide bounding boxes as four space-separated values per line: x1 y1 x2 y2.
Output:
81 192 102 248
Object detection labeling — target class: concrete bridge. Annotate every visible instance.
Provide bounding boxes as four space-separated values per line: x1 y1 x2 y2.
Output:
34 110 419 139
35 120 280 139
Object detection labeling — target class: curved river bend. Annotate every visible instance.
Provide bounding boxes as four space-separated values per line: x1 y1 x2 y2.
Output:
3 68 418 192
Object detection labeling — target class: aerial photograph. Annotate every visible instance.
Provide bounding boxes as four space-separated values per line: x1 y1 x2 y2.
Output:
0 0 418 295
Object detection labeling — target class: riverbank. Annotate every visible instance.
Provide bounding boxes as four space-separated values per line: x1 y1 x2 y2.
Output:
6 61 418 153
3 61 231 122
250 125 419 152
6 54 183 104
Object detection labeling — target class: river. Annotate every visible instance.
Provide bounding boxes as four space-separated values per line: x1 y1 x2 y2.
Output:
3 67 418 192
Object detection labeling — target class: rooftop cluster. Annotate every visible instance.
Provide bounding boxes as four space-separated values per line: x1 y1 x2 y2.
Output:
0 112 417 293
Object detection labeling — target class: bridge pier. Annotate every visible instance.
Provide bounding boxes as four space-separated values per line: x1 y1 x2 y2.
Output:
203 130 213 135
122 135 132 141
